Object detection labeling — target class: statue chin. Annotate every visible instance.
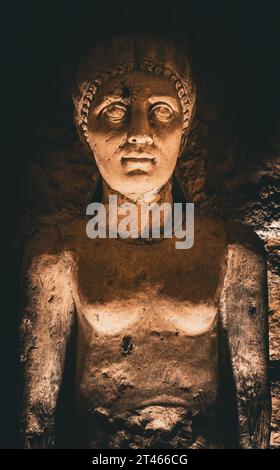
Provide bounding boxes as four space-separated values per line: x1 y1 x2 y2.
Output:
101 168 174 199
109 176 159 198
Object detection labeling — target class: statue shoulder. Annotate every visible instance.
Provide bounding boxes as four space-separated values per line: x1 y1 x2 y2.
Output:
192 215 227 250
193 216 265 257
220 220 268 312
22 222 76 278
193 214 226 237
223 220 266 257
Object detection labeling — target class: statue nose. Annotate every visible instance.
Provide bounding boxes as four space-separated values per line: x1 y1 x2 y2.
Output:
127 134 153 145
127 107 153 145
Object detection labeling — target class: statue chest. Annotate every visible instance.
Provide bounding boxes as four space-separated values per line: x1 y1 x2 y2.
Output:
71 235 224 340
69 233 226 448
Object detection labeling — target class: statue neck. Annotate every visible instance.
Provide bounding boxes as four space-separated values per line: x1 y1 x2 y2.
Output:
101 178 174 239
102 178 173 206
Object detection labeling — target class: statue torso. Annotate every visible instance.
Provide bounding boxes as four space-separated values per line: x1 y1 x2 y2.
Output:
64 216 228 448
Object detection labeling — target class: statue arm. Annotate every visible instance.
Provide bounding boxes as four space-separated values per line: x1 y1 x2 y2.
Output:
220 221 271 448
19 227 75 448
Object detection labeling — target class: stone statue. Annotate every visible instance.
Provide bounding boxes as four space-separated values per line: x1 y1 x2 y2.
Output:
19 35 271 449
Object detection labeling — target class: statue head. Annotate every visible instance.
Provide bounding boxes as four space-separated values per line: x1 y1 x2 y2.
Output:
72 35 196 195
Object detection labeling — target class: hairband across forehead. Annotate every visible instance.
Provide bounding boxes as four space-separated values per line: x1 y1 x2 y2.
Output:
72 35 196 151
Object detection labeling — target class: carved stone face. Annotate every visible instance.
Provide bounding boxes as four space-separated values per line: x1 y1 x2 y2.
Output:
87 71 184 194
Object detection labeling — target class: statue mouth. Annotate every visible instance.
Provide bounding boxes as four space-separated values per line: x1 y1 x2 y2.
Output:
123 157 154 163
121 155 156 174
121 152 155 160
121 153 156 169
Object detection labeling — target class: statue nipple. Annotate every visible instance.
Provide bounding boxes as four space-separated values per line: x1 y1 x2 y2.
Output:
121 335 134 356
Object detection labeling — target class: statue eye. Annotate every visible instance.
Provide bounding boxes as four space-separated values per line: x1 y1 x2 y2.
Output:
102 103 128 122
150 103 174 122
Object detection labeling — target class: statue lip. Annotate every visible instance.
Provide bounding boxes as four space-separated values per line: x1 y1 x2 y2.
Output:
121 154 156 171
121 153 156 162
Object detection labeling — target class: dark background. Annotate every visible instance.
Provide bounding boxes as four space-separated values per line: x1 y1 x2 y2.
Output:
2 0 280 448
